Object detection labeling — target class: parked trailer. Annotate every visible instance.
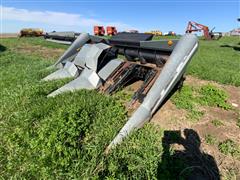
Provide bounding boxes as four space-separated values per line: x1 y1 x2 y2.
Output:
19 28 44 37
145 30 163 36
42 32 198 151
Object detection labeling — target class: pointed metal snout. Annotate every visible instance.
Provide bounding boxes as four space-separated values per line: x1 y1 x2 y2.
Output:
54 33 91 67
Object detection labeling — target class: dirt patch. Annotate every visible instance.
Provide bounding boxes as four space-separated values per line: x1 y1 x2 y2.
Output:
13 44 65 60
126 80 143 92
194 106 239 135
0 33 18 38
151 101 190 129
151 75 240 178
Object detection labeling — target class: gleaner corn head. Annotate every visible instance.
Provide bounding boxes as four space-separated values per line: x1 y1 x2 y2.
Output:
43 32 198 150
44 31 81 45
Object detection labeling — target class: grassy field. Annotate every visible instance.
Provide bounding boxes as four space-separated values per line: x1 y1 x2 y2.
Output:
154 35 240 86
0 36 239 179
187 36 240 86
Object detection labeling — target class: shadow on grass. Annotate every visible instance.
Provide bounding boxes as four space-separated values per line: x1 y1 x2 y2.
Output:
157 129 220 180
0 44 7 52
220 44 240 51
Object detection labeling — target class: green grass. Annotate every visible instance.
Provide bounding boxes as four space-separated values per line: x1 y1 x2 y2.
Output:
187 110 204 121
0 37 69 50
218 139 240 159
198 84 231 110
171 84 230 121
223 170 239 180
113 89 134 104
211 119 224 127
205 134 218 145
170 85 203 121
171 85 195 110
187 36 240 86
153 36 240 86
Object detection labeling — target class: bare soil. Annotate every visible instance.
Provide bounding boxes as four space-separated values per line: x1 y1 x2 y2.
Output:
13 44 65 60
0 33 18 38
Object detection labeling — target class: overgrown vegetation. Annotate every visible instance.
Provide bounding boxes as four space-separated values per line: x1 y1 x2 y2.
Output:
198 84 231 110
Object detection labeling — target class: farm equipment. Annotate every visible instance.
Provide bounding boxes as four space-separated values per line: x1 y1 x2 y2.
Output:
106 26 117 36
42 32 198 150
127 30 139 33
19 28 44 37
145 30 162 36
44 31 80 44
186 21 222 40
94 26 105 36
164 31 176 36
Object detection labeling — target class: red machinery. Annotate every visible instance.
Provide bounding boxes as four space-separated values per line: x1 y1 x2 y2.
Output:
106 26 117 36
186 21 222 40
94 26 105 36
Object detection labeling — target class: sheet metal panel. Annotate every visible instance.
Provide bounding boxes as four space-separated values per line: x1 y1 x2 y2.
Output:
98 59 123 81
85 43 110 71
